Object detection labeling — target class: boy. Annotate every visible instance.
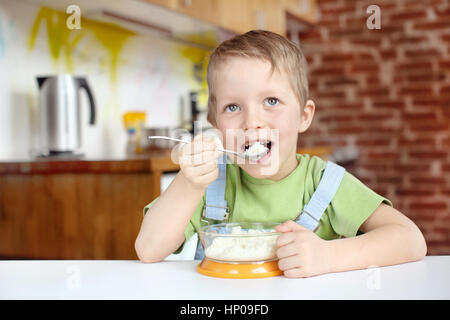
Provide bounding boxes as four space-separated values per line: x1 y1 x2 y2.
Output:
135 30 427 278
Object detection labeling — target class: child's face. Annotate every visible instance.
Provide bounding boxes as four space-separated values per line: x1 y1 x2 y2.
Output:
211 56 313 180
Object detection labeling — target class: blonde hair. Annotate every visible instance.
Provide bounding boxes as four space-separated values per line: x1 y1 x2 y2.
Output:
206 30 309 123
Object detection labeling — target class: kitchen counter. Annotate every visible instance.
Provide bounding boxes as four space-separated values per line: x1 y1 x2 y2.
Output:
0 149 179 174
0 149 179 260
1 256 449 299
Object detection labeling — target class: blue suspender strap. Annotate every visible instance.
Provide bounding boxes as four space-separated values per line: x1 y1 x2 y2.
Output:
296 161 346 231
195 155 228 259
204 154 229 221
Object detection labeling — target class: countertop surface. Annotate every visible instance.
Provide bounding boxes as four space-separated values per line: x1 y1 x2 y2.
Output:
1 256 449 299
0 150 178 174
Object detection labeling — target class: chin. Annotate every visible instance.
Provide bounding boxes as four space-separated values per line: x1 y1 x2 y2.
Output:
241 159 281 179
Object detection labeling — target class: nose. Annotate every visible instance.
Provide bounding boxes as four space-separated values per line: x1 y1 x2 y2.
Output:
243 105 265 131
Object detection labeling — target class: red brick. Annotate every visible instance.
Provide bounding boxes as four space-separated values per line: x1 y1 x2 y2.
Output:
389 10 427 22
441 85 450 95
435 7 450 19
319 114 354 123
367 151 398 160
351 63 379 73
414 19 450 31
408 72 446 82
350 38 382 47
398 137 436 147
321 53 354 63
324 77 359 87
409 151 448 160
407 121 450 132
321 5 356 16
376 25 404 35
311 66 346 76
408 202 447 210
357 52 375 61
357 87 390 97
402 111 437 121
410 176 446 184
329 27 365 38
395 61 433 72
404 49 441 58
393 163 430 173
345 16 368 29
299 30 323 42
413 97 447 107
377 175 404 184
380 49 397 60
336 102 364 110
439 59 450 70
373 100 405 109
356 137 391 147
313 91 347 99
328 126 362 134
397 86 433 96
392 35 428 45
357 113 393 122
395 187 434 196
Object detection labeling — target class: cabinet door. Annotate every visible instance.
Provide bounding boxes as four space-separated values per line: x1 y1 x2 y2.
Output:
146 0 295 36
251 0 286 35
173 0 221 26
215 0 255 34
145 0 178 10
284 0 317 24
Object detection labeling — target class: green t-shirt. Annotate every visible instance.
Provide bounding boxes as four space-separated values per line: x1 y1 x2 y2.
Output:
143 154 392 253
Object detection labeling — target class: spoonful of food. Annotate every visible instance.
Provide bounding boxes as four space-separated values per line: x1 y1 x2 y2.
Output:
148 136 268 160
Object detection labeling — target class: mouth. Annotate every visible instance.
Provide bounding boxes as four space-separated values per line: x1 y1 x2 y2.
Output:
242 140 273 159
242 140 271 150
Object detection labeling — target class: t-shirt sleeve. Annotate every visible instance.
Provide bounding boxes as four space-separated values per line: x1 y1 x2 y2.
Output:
326 170 393 238
142 196 204 255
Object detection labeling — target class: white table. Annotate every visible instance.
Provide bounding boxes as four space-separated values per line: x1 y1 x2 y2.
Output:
1 256 449 299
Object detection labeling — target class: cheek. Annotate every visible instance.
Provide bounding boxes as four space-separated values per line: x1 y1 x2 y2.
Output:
272 113 299 148
216 119 239 149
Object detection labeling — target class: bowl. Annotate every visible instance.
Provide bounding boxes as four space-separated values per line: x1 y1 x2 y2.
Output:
198 222 281 263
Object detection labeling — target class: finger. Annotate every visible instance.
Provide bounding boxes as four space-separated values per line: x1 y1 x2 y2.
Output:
184 161 217 176
186 135 217 154
276 220 307 233
276 242 298 259
283 267 308 279
180 151 220 167
278 255 301 271
192 167 219 185
276 232 296 247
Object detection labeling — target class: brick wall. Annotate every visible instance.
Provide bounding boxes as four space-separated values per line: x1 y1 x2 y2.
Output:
296 0 450 254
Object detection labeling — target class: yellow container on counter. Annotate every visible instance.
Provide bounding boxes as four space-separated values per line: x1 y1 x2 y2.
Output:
123 112 146 154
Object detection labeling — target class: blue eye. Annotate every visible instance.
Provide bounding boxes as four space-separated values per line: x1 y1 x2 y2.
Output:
225 104 240 112
264 97 279 107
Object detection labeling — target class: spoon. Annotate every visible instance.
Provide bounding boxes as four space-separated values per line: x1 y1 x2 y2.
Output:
148 136 267 160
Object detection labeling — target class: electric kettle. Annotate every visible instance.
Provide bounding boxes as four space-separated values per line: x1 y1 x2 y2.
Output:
37 75 96 155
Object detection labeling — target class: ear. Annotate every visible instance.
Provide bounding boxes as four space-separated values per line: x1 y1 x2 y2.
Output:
298 99 315 133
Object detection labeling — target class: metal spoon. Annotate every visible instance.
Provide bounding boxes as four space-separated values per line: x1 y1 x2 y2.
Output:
148 136 267 160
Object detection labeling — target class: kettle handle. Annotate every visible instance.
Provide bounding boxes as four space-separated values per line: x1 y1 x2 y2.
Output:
78 78 96 125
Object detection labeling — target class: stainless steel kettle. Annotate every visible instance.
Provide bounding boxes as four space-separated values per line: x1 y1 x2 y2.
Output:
37 75 96 155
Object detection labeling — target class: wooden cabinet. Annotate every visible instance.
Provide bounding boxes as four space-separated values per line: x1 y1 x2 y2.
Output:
284 0 318 25
146 0 317 36
0 153 179 260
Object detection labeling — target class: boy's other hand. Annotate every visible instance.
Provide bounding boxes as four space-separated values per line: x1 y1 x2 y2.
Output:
275 220 333 278
178 135 221 190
